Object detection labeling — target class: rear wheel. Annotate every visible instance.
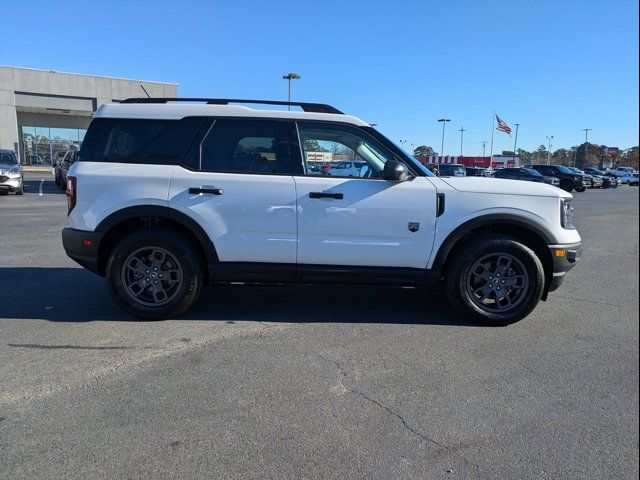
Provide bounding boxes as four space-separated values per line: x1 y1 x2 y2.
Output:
106 229 204 320
575 185 586 192
445 236 545 326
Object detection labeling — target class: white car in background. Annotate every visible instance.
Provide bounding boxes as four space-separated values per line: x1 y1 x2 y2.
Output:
618 172 639 185
606 167 636 177
327 160 367 177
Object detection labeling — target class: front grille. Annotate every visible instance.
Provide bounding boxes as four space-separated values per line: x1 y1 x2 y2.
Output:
0 176 8 183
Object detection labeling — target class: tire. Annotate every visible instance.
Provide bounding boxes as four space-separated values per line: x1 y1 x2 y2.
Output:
15 180 23 195
575 185 586 192
559 180 574 192
106 229 204 320
445 235 545 326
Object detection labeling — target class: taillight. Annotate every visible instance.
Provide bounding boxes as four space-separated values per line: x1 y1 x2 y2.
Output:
66 176 77 215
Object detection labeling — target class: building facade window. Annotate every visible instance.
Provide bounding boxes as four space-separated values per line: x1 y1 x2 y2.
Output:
20 126 86 166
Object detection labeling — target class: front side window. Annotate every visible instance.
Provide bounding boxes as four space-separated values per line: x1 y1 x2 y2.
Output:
200 119 280 174
297 122 400 179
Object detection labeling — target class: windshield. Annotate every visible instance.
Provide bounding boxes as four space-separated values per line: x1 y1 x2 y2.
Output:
556 165 575 174
524 168 543 177
367 129 435 177
0 152 18 165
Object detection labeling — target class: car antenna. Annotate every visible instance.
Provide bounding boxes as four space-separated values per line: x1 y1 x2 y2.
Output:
140 85 151 98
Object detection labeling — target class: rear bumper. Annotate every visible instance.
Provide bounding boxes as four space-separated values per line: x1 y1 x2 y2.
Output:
62 227 104 276
547 242 582 292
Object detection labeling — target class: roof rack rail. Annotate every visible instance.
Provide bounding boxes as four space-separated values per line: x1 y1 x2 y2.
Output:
119 98 344 114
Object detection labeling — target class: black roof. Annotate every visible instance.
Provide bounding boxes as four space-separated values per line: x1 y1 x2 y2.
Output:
119 98 344 114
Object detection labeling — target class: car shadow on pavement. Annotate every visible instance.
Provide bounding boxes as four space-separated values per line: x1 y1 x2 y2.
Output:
0 267 478 327
22 179 66 195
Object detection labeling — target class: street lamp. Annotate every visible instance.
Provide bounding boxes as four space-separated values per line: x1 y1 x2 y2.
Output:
582 128 592 166
438 118 451 158
282 73 301 110
546 135 554 164
458 127 466 157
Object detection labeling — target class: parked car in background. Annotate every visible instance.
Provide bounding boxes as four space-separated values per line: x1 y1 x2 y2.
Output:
583 167 618 188
326 160 367 177
55 149 79 189
428 163 466 177
607 166 636 177
529 164 589 192
465 167 489 177
619 172 639 186
568 167 602 188
0 149 24 195
494 167 560 186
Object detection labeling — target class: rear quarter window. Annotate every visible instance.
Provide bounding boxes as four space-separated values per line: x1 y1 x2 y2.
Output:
82 117 205 165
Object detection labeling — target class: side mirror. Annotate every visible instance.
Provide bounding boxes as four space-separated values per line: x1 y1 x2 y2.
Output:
383 159 410 181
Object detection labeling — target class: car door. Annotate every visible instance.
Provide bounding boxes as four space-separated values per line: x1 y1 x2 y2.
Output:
292 121 437 270
168 118 298 270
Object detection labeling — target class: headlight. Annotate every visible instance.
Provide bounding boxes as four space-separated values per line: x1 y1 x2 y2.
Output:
8 165 21 176
561 199 575 229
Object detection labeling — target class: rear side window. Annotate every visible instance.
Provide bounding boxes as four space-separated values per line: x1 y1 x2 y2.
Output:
84 117 204 164
200 119 281 174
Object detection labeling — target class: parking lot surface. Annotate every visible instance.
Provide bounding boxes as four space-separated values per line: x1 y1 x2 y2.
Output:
1 172 638 479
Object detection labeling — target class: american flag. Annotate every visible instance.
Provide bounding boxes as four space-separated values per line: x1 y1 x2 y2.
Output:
496 115 512 135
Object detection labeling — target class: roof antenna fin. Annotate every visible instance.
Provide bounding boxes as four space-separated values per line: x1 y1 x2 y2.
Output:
140 85 151 98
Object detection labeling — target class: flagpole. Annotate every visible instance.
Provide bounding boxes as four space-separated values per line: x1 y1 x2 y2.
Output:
489 111 495 168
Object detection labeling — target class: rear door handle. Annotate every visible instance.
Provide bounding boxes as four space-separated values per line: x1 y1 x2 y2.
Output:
189 187 224 195
309 191 343 200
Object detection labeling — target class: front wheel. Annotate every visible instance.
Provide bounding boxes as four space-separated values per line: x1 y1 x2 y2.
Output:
445 236 545 326
106 229 204 320
575 185 586 192
559 180 574 192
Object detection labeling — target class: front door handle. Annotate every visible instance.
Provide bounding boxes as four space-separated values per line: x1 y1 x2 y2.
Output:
189 187 224 195
309 191 343 200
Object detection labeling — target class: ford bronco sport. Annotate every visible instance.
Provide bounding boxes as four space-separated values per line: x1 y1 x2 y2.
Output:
62 98 582 325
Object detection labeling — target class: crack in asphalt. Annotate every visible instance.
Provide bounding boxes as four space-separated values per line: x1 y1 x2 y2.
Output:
6 322 293 407
315 353 482 471
554 295 626 308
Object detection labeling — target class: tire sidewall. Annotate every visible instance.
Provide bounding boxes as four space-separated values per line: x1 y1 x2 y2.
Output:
560 180 574 192
106 230 203 320
446 236 545 326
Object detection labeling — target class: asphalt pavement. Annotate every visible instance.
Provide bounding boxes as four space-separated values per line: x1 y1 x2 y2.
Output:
0 172 638 479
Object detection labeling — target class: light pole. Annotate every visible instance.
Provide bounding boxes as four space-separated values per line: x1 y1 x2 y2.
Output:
438 118 451 159
458 127 466 157
282 73 301 110
399 139 407 151
546 135 554 164
582 128 592 166
513 123 520 155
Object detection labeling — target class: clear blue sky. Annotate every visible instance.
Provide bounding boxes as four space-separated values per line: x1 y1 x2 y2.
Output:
2 0 638 156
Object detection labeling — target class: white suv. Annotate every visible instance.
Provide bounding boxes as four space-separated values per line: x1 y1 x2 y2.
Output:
62 98 582 325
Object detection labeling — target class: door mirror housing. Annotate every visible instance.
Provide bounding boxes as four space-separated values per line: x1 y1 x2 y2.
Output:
382 160 410 181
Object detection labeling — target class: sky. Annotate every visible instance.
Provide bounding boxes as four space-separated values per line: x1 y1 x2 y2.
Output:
1 0 638 156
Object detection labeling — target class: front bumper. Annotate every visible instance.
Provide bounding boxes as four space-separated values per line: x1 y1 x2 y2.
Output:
0 176 22 192
62 228 105 276
547 242 582 292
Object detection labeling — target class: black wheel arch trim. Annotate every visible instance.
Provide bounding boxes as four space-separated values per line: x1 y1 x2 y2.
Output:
431 214 558 270
95 205 218 263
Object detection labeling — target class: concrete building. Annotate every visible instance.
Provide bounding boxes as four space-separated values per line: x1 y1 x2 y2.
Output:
0 66 178 165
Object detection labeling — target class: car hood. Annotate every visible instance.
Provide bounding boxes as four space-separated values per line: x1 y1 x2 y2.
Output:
0 163 20 173
438 176 571 198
